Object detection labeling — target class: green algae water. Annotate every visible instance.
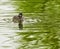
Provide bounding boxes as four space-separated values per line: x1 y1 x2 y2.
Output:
0 0 60 49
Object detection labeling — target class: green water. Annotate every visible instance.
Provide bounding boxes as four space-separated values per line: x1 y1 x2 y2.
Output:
0 0 60 49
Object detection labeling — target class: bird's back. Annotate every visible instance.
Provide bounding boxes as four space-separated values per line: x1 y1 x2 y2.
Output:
13 16 20 23
13 16 24 23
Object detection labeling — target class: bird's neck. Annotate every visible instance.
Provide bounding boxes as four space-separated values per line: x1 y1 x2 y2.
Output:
18 15 22 18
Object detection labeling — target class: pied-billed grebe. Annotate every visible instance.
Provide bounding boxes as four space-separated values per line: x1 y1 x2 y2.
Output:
13 13 24 29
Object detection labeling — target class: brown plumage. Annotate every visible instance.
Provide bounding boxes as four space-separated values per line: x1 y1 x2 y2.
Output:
12 13 23 29
13 16 20 23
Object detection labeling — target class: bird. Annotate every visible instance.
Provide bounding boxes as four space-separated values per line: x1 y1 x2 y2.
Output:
12 13 24 29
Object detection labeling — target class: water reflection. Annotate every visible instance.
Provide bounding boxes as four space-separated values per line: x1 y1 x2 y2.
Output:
0 0 58 49
0 0 19 49
0 5 15 10
0 0 9 2
0 0 47 49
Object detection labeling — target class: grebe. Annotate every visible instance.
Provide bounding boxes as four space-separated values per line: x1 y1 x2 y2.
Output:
13 13 24 29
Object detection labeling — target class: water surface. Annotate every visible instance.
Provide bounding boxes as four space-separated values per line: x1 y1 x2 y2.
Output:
0 0 59 49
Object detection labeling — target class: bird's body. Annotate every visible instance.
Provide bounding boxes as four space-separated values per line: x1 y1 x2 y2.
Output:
13 15 19 23
13 15 23 23
12 13 24 29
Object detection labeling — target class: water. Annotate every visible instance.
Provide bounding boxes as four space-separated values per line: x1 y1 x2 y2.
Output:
0 0 41 49
0 0 59 49
0 0 21 49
